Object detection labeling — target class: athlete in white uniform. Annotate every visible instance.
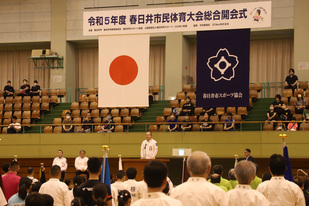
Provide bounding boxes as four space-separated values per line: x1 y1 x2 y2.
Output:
140 132 158 159
124 167 142 203
171 151 228 206
52 149 68 181
132 160 182 206
227 160 270 206
111 170 128 206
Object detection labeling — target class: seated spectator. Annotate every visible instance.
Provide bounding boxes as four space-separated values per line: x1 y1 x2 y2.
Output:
287 117 298 131
272 94 284 115
266 105 277 129
98 114 115 133
201 107 215 116
7 116 22 134
82 113 94 133
295 93 307 114
285 68 298 92
280 104 292 121
30 80 41 97
228 161 270 206
62 113 73 133
180 97 194 116
210 174 228 192
224 113 235 131
3 80 14 99
8 177 32 206
181 115 192 132
200 113 213 131
257 154 305 205
228 169 238 189
275 121 286 131
167 114 178 132
18 79 30 96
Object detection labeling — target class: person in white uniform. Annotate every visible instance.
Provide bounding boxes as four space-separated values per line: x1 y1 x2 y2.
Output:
27 167 38 184
39 165 68 206
132 160 182 206
111 170 129 206
227 160 270 206
257 154 305 206
52 149 68 181
170 151 228 206
124 167 142 203
140 132 158 159
75 150 89 179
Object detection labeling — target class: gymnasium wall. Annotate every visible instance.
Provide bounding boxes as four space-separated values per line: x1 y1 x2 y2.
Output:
0 131 306 158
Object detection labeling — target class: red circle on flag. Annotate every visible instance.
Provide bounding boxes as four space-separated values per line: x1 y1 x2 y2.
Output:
109 55 138 85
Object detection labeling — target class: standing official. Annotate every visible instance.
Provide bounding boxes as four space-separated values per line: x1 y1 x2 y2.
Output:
140 132 158 159
244 148 255 163
75 150 89 179
52 150 68 181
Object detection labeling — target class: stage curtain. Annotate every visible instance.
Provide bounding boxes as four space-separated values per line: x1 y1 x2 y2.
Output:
0 50 50 90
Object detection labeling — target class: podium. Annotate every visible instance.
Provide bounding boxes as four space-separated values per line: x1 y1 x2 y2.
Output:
122 159 169 181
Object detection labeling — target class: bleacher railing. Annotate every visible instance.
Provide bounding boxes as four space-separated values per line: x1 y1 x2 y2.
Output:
249 81 309 98
77 85 165 101
1 120 308 134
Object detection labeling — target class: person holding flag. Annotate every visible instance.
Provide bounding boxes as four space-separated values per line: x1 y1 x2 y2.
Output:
77 157 112 206
257 154 305 205
140 132 158 159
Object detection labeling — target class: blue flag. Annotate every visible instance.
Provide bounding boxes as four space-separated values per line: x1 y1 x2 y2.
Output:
283 146 293 182
101 157 111 188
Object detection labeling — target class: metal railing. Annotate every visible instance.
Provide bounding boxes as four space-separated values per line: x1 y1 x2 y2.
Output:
77 85 165 101
1 120 308 134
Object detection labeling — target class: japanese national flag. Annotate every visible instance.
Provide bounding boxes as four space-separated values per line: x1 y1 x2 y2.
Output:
98 34 150 107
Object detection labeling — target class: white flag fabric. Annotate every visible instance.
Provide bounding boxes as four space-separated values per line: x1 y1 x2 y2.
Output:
98 34 150 107
118 156 123 171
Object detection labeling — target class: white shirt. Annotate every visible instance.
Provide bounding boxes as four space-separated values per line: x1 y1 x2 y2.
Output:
9 123 21 130
132 192 182 206
167 177 174 194
140 139 158 159
111 181 129 206
64 190 73 206
39 178 68 206
27 176 38 184
138 181 148 199
171 177 229 206
124 179 142 203
74 156 88 171
257 176 305 206
227 184 270 206
0 188 7 206
52 157 68 171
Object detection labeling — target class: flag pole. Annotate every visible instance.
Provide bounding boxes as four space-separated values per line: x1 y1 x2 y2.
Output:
102 145 109 183
279 133 287 148
118 155 123 171
182 155 186 183
234 154 239 168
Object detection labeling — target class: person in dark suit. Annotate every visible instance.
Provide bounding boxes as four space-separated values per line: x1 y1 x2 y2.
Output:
244 148 255 163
